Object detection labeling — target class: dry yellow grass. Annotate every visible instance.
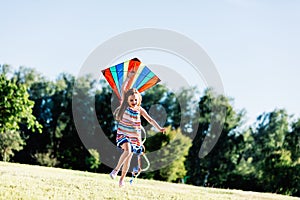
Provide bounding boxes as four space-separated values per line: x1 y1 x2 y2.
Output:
0 162 299 200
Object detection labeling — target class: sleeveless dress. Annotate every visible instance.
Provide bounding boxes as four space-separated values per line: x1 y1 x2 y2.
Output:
116 107 143 154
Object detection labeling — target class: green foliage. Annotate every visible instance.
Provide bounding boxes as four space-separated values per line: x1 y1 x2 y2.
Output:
9 68 93 170
143 127 192 182
33 149 60 167
11 67 58 165
0 130 25 162
220 109 300 196
246 109 300 195
0 73 42 133
186 88 245 187
52 74 95 171
142 85 199 134
285 118 300 162
3 64 300 197
85 149 101 171
0 67 42 162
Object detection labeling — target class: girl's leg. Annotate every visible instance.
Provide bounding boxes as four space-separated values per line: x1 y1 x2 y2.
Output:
119 151 133 186
110 142 132 180
114 142 132 172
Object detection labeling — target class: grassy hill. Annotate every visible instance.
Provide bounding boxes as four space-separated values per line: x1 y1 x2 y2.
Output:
0 162 299 200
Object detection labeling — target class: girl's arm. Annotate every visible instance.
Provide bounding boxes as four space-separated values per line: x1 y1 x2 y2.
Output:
115 71 135 120
140 107 166 133
120 70 135 102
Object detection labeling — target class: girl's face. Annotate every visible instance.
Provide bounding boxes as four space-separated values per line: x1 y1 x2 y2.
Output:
127 94 139 108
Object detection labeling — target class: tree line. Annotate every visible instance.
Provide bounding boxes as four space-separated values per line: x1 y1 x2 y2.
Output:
0 65 299 197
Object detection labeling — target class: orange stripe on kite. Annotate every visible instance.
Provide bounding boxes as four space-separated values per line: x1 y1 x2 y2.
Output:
138 76 160 93
102 68 121 100
127 58 141 90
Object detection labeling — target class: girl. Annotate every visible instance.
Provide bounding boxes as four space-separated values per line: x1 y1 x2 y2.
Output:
110 71 165 187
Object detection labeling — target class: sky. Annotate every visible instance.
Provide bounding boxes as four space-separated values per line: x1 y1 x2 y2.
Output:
1 0 300 124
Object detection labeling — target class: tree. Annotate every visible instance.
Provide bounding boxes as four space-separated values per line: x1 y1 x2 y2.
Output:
225 129 259 191
11 67 102 171
0 72 42 134
241 109 300 196
142 127 192 182
49 73 91 170
0 130 25 162
0 69 42 162
142 85 199 134
286 118 300 196
158 128 192 182
250 109 290 192
285 118 300 163
185 88 245 187
85 149 101 171
10 67 56 165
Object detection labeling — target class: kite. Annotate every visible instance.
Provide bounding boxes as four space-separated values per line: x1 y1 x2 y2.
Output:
101 58 161 100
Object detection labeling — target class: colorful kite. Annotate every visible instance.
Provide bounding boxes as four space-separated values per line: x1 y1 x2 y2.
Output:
101 58 161 100
102 58 158 181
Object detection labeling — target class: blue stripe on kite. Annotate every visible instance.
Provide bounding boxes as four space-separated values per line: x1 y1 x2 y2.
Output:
115 63 124 94
132 66 151 88
110 66 121 95
137 71 155 90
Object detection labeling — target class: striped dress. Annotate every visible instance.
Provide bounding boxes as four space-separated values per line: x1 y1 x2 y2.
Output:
116 107 142 147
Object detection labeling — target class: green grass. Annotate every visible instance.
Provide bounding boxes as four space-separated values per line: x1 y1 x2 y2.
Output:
0 162 299 200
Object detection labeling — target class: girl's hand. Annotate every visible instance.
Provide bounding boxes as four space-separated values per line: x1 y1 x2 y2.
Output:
127 70 135 78
160 127 166 134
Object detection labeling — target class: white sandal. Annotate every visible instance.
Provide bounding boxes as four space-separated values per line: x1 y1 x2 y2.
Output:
109 169 118 179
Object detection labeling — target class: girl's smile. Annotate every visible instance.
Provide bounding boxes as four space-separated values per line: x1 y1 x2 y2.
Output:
128 94 139 108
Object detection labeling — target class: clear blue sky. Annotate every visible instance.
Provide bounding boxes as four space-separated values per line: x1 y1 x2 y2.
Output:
1 0 300 124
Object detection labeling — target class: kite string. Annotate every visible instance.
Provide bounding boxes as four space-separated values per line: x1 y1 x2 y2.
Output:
130 126 150 185
141 126 150 171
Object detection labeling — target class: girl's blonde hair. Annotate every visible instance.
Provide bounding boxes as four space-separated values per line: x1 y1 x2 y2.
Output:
115 88 142 121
